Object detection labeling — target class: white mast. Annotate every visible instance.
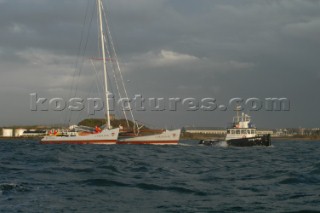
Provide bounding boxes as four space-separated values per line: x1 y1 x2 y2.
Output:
98 0 111 129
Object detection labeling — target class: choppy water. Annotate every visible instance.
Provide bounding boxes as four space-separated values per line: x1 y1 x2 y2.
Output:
0 139 320 213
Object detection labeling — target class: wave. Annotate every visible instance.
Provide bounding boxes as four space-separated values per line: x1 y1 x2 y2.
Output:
80 179 130 187
0 183 32 194
135 183 207 196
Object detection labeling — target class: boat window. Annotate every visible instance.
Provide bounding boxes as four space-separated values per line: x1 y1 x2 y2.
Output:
252 130 255 134
227 130 230 134
231 130 235 134
236 130 240 134
247 130 251 134
241 130 246 134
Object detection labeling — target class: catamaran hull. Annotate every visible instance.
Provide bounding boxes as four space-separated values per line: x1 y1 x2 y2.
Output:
117 129 181 145
117 140 179 145
40 128 119 145
199 134 271 147
40 140 117 145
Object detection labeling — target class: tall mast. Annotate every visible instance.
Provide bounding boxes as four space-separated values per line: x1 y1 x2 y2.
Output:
98 0 111 129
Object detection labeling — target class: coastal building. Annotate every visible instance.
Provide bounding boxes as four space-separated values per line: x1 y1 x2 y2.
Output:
15 129 27 137
275 129 288 136
256 129 275 136
2 128 13 137
184 127 227 135
0 127 47 138
22 130 47 137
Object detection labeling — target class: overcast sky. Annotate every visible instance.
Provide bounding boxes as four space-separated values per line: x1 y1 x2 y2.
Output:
0 0 319 129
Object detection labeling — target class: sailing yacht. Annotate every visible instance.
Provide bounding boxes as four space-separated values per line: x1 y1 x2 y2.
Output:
41 0 119 144
42 0 180 145
92 0 181 145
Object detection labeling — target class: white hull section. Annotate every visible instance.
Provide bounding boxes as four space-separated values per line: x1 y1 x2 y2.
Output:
41 128 119 144
226 133 256 141
117 129 181 145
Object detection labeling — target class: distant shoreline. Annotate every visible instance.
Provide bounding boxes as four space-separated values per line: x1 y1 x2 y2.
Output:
181 133 320 141
0 136 319 141
0 137 42 140
272 137 320 141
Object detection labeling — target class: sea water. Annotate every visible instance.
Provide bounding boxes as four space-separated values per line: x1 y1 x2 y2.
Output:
0 139 320 212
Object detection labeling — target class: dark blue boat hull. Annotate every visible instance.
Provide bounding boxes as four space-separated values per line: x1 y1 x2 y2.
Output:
199 134 271 147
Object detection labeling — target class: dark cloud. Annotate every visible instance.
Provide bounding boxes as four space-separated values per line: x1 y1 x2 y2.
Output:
0 0 319 128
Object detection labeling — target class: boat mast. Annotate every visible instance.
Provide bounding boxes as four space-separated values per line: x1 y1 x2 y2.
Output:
98 0 111 129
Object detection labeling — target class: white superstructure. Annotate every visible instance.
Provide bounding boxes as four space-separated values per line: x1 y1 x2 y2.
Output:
225 112 257 141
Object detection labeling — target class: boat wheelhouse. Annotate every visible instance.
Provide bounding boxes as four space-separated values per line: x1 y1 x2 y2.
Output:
225 113 257 141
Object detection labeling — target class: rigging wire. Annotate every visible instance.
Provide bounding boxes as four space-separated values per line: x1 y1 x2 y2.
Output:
90 59 104 101
62 0 140 132
63 0 91 126
104 33 130 128
75 71 104 124
64 0 89 125
101 3 140 134
66 0 96 125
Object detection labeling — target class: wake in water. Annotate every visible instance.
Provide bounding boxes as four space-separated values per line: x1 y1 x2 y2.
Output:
0 183 31 195
214 141 228 147
198 140 229 147
178 143 195 147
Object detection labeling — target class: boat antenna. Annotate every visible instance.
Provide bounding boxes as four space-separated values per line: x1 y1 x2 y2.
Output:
235 104 241 123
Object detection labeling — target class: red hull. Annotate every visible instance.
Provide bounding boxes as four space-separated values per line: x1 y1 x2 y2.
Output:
116 140 179 145
40 140 117 145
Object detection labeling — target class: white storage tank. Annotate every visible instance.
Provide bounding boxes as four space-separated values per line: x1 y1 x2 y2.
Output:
2 128 13 137
15 129 27 137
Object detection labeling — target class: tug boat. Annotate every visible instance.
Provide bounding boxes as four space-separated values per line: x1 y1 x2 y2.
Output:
199 111 271 147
